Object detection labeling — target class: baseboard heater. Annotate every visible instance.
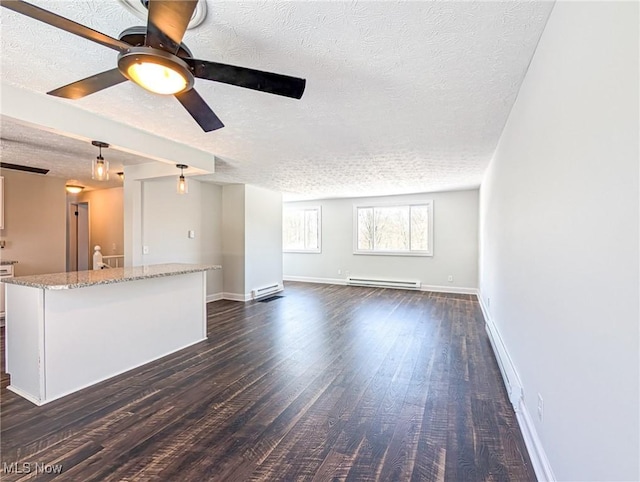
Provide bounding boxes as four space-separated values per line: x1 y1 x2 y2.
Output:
251 283 283 300
346 277 421 290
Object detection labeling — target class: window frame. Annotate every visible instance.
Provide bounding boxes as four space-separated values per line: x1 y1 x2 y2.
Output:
352 200 433 257
283 205 322 254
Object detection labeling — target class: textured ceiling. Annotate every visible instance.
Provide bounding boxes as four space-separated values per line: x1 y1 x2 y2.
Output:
0 0 554 200
0 116 154 190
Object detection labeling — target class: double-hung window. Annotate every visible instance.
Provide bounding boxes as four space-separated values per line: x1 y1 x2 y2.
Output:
354 201 433 256
283 206 321 253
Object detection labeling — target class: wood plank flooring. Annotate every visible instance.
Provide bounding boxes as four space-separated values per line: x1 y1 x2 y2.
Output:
0 282 535 481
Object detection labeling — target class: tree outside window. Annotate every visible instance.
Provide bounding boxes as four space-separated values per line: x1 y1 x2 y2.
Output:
355 202 432 256
283 207 321 253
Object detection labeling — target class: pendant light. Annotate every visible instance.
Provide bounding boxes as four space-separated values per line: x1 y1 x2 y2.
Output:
176 164 188 194
91 140 109 181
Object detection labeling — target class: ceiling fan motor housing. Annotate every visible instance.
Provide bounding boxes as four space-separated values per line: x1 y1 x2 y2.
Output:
119 26 193 57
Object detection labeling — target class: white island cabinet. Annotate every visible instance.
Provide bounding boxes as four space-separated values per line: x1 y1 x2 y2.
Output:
4 263 221 405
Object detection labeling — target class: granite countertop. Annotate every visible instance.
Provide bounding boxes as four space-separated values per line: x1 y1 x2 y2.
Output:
3 263 222 290
0 260 18 265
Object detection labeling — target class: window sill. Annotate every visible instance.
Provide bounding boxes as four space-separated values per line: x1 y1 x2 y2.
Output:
353 250 433 257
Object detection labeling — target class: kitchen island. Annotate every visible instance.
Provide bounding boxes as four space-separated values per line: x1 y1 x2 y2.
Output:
4 263 221 405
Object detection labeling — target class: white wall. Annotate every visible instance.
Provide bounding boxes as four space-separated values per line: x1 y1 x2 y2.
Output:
284 190 478 291
245 185 283 293
200 183 223 299
221 184 246 297
222 184 283 299
125 178 282 301
139 177 223 297
478 2 639 481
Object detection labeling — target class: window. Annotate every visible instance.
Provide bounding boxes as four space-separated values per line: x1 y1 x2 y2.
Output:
354 201 433 256
283 206 321 253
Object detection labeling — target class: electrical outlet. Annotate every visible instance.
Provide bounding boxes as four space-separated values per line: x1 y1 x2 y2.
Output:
338 269 342 275
537 393 544 422
188 230 195 239
143 245 149 255
112 243 117 252
447 275 453 282
487 297 491 308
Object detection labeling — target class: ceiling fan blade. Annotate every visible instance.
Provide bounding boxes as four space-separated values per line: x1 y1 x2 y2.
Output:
175 89 224 132
145 0 197 54
47 69 127 99
184 58 306 99
0 0 130 53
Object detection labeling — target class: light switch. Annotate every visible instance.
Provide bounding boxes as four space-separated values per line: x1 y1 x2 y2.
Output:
188 230 195 239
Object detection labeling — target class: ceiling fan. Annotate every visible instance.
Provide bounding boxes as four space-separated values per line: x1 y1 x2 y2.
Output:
0 0 306 132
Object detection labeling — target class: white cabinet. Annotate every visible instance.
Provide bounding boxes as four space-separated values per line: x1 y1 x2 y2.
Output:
1 264 15 317
5 268 209 405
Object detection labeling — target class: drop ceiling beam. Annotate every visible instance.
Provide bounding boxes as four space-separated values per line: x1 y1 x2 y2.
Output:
0 82 215 176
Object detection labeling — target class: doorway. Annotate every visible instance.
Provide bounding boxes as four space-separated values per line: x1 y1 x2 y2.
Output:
67 202 89 272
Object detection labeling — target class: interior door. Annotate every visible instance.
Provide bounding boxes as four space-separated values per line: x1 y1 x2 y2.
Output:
76 203 89 271
67 202 90 272
67 203 78 272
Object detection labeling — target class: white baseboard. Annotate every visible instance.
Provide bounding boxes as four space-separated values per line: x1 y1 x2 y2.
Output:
516 397 557 482
206 292 224 303
478 293 555 482
283 275 347 286
209 291 280 303
284 276 477 295
222 292 252 302
7 385 44 406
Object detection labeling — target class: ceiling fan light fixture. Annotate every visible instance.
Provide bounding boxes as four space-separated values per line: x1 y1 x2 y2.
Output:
2 1 305 133
118 48 194 95
126 61 187 95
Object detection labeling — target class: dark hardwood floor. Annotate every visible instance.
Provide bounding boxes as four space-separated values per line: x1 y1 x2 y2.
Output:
0 282 535 481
